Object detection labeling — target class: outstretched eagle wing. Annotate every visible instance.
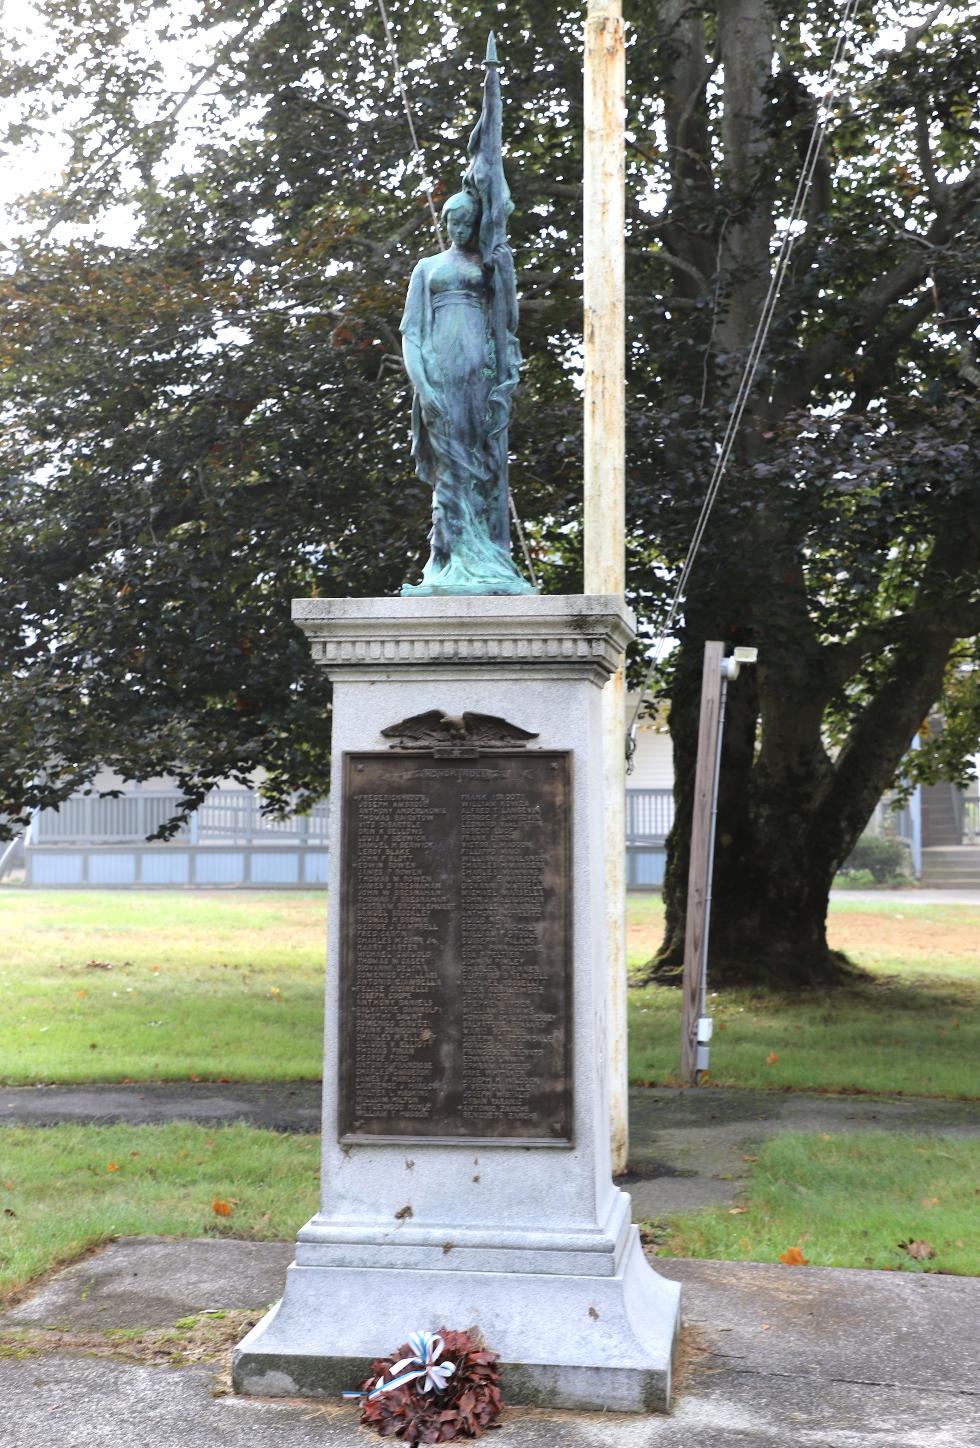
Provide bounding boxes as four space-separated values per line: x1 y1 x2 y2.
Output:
461 712 538 747
380 710 449 746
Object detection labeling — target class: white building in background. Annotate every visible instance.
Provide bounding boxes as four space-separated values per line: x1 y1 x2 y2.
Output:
625 703 980 889
626 698 674 889
3 717 975 891
4 769 328 889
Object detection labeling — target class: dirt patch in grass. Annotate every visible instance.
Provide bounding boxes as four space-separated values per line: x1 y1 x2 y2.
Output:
670 1322 712 1395
0 1308 262 1369
627 899 980 980
828 910 980 976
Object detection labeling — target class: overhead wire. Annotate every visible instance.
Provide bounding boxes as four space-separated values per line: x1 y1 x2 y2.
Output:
626 0 861 759
375 0 446 249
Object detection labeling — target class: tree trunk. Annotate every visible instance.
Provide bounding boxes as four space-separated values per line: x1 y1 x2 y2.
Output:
651 626 857 989
647 594 962 989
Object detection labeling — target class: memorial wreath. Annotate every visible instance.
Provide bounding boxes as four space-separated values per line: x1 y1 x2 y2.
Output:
346 1327 503 1443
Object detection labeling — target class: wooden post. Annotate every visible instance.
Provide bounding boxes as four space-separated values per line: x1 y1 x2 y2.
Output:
680 641 725 1085
583 0 628 1172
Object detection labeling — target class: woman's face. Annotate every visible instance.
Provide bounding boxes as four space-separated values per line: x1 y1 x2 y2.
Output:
446 205 476 249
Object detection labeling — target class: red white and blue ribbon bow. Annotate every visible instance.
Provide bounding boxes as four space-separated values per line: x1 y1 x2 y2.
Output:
344 1331 456 1401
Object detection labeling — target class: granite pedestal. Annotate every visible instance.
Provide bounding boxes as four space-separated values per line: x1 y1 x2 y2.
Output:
233 596 681 1412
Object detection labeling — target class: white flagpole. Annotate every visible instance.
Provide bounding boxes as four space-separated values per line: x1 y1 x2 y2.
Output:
583 0 628 1174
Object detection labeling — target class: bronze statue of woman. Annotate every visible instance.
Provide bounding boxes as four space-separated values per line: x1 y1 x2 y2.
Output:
400 35 535 597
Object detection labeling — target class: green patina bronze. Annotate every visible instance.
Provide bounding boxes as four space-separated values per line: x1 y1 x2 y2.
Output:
401 34 535 597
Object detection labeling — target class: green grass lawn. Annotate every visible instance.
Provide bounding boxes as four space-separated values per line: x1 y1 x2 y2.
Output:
0 888 977 1096
1 1123 975 1306
627 895 980 1097
0 892 327 1083
649 1131 980 1276
0 1123 319 1306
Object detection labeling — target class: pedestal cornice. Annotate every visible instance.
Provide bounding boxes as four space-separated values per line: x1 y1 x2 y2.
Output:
292 595 636 682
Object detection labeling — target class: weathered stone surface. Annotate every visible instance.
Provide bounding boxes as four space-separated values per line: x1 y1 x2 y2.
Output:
246 594 681 1410
290 595 636 683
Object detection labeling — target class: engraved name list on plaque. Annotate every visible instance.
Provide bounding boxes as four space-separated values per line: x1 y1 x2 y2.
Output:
339 750 571 1145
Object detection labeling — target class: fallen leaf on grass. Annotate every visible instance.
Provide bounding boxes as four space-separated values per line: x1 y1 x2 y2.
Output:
3 1207 16 1218
921 1196 940 1208
779 1246 809 1266
767 1051 779 1066
212 1199 233 1217
106 1163 119 1173
728 1207 749 1215
85 960 113 970
898 1239 935 1261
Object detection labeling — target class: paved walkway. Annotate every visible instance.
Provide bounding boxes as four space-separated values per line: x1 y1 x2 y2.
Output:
625 1085 980 1217
4 1081 978 1219
2 1236 978 1447
0 1080 323 1133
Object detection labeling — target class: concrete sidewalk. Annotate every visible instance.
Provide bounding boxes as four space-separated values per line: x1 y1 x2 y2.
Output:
2 1236 978 1447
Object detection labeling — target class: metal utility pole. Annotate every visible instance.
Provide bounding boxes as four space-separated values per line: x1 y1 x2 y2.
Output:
583 0 628 1172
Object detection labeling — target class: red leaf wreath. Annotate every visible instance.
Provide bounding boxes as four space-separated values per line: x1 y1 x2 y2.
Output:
357 1326 502 1443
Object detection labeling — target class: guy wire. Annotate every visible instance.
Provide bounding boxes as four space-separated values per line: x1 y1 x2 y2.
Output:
376 0 446 249
626 0 861 760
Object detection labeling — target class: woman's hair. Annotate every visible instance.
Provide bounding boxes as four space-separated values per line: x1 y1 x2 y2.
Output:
442 190 478 221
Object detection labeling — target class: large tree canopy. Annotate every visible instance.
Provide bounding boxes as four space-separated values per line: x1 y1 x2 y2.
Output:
1 1 978 984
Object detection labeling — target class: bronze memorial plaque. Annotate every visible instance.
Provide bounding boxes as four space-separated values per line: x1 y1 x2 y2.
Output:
339 751 572 1145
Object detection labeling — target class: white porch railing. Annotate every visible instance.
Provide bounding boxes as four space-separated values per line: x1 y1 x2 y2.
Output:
31 789 328 846
626 788 674 843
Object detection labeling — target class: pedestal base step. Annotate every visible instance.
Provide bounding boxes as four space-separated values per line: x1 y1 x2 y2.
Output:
233 1229 681 1414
